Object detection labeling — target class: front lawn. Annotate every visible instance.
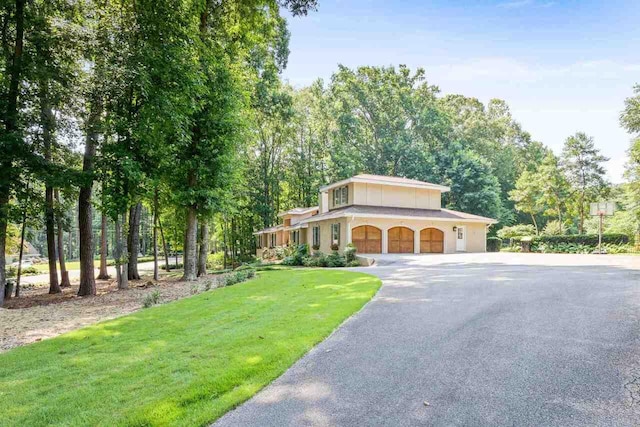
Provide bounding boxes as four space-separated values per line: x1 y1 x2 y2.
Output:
0 269 380 426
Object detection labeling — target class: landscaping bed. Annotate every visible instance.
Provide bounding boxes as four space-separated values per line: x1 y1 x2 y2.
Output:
0 269 381 426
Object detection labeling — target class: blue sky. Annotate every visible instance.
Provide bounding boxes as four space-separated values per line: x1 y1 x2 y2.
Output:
282 0 640 182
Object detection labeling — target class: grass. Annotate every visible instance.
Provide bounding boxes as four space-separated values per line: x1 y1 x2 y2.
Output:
0 269 381 426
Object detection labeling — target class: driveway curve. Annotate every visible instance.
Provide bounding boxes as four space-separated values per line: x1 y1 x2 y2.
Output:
215 253 640 426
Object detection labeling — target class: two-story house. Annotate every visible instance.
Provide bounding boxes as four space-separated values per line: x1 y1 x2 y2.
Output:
254 174 497 256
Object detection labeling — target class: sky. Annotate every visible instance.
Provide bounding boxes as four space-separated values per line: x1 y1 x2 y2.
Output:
281 0 640 183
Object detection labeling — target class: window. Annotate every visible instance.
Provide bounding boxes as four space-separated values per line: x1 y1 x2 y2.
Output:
313 226 320 247
333 185 348 206
270 233 276 248
256 235 262 249
292 230 299 244
331 223 341 245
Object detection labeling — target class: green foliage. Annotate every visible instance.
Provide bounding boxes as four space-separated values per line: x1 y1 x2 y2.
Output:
486 237 502 252
207 252 225 270
346 260 361 267
326 251 347 268
142 291 161 308
497 224 537 239
532 233 629 246
222 268 256 287
344 243 357 263
302 252 328 267
541 220 564 236
281 244 308 266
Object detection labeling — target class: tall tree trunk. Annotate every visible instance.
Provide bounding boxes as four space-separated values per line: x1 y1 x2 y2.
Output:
14 181 29 298
127 202 141 280
114 216 123 289
153 190 159 281
55 189 71 287
182 206 198 281
116 212 129 290
97 213 109 279
197 222 209 277
158 214 170 272
77 98 102 296
0 0 25 306
41 84 60 295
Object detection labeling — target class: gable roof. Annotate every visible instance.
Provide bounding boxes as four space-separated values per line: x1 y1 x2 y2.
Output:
299 205 497 224
277 206 319 217
319 174 450 193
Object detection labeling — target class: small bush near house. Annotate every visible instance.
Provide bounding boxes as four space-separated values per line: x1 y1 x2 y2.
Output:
282 244 309 266
344 243 357 263
6 266 39 277
142 290 161 308
326 251 347 267
274 246 286 260
346 260 361 267
302 252 328 267
486 237 502 252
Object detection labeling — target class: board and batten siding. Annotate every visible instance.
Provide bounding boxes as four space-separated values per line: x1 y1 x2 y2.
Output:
352 182 441 210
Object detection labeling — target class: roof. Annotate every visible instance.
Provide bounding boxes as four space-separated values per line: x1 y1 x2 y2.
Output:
299 205 497 224
252 224 283 235
277 206 319 217
319 174 450 193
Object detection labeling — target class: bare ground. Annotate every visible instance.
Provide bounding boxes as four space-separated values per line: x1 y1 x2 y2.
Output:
0 271 224 352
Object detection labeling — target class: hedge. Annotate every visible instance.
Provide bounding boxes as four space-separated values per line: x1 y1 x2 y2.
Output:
486 237 502 252
532 233 629 246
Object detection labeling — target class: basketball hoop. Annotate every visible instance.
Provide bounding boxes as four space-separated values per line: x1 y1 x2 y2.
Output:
590 202 615 254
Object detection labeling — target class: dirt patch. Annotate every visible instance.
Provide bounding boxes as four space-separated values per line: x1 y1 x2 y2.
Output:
0 272 224 352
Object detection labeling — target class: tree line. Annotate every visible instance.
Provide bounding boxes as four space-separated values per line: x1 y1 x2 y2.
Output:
2 0 638 307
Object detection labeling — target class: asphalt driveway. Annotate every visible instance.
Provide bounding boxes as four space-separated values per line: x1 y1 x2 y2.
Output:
215 253 640 426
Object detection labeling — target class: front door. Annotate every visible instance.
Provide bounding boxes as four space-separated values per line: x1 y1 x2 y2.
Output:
456 226 466 252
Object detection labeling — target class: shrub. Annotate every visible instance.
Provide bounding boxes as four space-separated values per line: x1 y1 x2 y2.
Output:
346 260 360 267
541 220 564 236
533 233 629 246
302 252 327 267
330 243 339 251
6 266 38 277
223 268 256 287
274 247 286 260
281 244 309 266
207 252 225 269
486 237 502 252
344 243 357 263
529 234 633 254
326 252 346 267
142 290 161 308
497 224 537 239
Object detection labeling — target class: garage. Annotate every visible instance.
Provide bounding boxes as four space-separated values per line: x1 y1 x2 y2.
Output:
388 226 414 253
420 227 444 253
352 225 382 253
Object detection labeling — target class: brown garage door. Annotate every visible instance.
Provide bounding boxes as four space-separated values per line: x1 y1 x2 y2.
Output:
420 228 444 253
388 227 414 253
352 225 382 254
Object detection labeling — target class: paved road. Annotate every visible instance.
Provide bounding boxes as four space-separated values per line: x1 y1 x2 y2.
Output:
215 253 640 426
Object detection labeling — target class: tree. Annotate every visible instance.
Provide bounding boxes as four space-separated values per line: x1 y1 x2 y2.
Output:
538 154 571 233
509 170 544 234
561 132 609 234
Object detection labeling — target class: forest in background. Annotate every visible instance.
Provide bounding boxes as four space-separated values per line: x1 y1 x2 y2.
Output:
2 0 640 306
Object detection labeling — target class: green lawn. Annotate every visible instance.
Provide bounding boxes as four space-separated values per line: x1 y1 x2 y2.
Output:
0 269 381 426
